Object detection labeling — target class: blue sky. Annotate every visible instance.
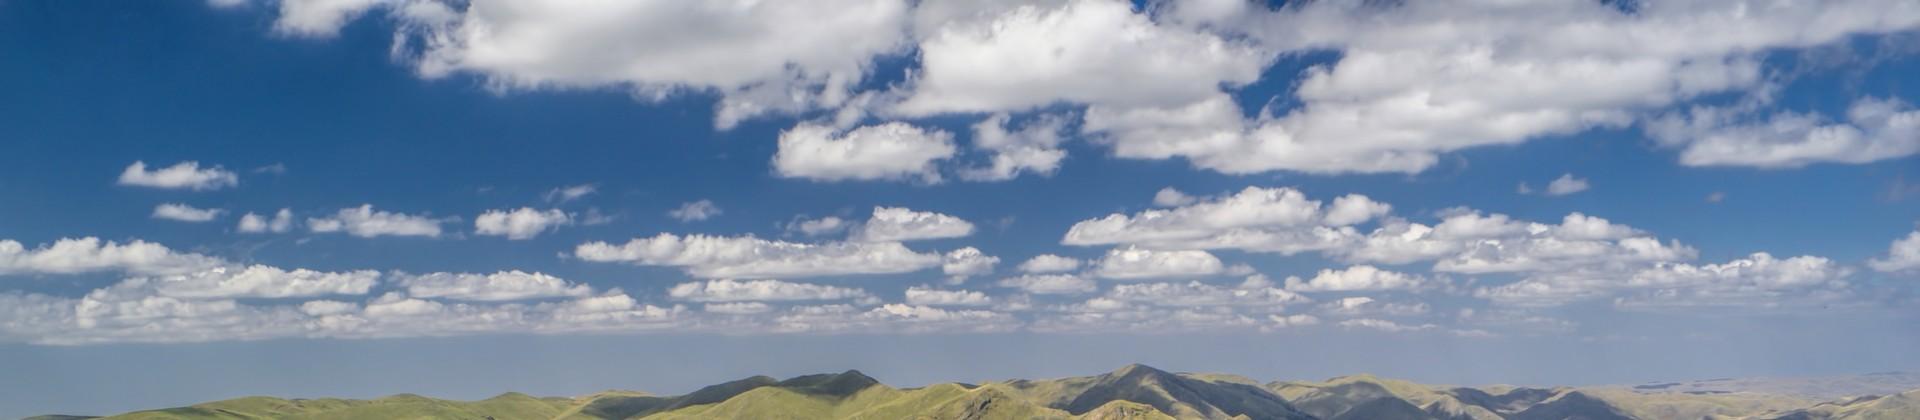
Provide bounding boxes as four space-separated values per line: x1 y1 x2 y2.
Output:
3 0 1920 416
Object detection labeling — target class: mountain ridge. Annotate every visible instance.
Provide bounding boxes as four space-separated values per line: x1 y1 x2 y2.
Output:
35 365 1920 420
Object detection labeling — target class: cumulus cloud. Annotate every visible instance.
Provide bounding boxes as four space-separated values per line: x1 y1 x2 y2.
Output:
891 0 1268 116
853 206 975 242
1101 278 1308 308
1545 174 1591 196
904 286 992 306
787 216 850 237
1651 97 1920 168
1064 186 1388 255
473 208 572 240
384 0 910 128
1870 229 1920 272
1016 254 1081 273
1319 296 1430 317
1104 0 1920 175
941 247 999 279
152 203 225 223
108 265 380 300
667 200 722 222
1479 252 1853 308
773 123 957 183
1283 265 1428 292
958 113 1070 181
117 161 238 191
1091 246 1225 280
396 271 591 301
309 205 446 238
704 302 773 315
1152 187 1196 207
0 237 225 276
576 234 942 278
667 279 870 302
237 208 296 233
995 274 1097 295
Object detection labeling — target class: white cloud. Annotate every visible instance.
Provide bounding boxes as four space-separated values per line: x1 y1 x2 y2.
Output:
1318 296 1429 317
668 279 869 303
1479 252 1854 308
1064 186 1387 255
787 216 851 237
904 286 992 306
473 207 572 240
1337 318 1438 333
1652 97 1920 168
667 200 722 222
397 271 591 301
152 203 225 223
1091 0 1920 174
705 302 773 315
1268 314 1320 328
995 274 1096 295
309 205 446 238
958 113 1070 181
237 208 296 233
1545 174 1591 196
1870 229 1920 272
0 237 224 276
773 122 957 183
272 0 385 38
942 247 999 279
1091 246 1224 280
1152 187 1196 207
854 206 975 242
575 234 944 278
1283 265 1427 292
545 184 597 203
116 265 378 299
116 161 238 191
1016 254 1081 273
391 0 911 128
891 0 1268 116
1102 279 1308 307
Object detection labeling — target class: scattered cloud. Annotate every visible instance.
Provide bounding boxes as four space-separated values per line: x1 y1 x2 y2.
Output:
668 200 722 222
1283 265 1428 292
995 274 1097 295
309 205 446 238
1651 97 1920 168
1152 187 1196 207
667 279 870 302
545 184 598 203
1546 174 1591 196
1091 246 1225 280
941 247 999 279
237 208 296 233
117 161 238 191
853 206 975 242
1869 229 1920 272
958 113 1070 182
0 237 224 276
773 122 957 183
904 286 992 306
473 208 572 240
152 203 226 223
396 271 592 301
575 234 943 278
1016 254 1081 274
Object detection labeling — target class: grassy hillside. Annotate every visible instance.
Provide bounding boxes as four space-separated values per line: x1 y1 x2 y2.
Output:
53 365 1920 420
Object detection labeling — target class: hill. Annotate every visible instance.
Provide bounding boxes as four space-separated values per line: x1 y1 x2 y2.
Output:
35 365 1920 420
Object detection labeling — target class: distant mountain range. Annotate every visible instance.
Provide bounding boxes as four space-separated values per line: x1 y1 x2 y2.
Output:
30 365 1920 419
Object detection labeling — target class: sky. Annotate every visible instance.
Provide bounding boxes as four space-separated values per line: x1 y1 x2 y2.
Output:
2 0 1920 416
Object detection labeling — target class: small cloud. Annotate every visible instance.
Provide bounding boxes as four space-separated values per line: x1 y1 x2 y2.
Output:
1153 187 1196 207
1516 182 1534 195
668 200 722 222
1705 191 1727 203
117 161 239 191
1545 173 1590 196
152 203 226 223
253 163 287 175
545 184 597 203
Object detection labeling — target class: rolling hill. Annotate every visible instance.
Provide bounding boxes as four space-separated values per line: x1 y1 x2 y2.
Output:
32 365 1920 420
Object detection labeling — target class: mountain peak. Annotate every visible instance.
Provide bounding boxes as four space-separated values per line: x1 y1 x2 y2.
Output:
1110 363 1170 377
